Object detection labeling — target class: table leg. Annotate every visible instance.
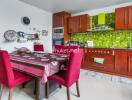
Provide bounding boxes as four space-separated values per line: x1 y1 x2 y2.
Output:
35 79 59 100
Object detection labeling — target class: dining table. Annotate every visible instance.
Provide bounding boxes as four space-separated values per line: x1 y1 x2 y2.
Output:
10 51 69 100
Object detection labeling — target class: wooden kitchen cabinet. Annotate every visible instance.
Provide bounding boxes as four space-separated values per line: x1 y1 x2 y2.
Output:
68 14 90 33
127 51 132 75
68 16 80 33
53 13 63 27
80 15 90 32
82 48 132 78
114 50 128 75
53 11 71 41
53 11 70 28
115 7 128 30
128 6 132 29
127 55 132 75
115 6 132 30
83 48 115 72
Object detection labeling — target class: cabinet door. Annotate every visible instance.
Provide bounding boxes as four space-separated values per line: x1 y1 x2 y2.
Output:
83 49 115 72
80 15 90 32
127 55 132 75
53 14 63 27
128 6 132 29
114 50 128 74
85 53 115 72
68 16 80 33
115 7 128 30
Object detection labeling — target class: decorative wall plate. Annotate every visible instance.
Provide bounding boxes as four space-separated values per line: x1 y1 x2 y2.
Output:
4 30 17 41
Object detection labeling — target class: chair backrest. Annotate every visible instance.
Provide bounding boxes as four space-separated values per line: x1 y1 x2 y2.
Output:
34 44 44 51
66 49 84 87
65 46 79 55
0 50 14 88
53 45 64 54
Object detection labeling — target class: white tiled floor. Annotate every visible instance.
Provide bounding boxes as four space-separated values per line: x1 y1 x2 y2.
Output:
1 71 132 100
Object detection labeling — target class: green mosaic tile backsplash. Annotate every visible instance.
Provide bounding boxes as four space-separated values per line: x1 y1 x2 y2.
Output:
71 31 132 48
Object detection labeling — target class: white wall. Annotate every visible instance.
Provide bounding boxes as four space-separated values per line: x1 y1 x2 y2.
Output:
73 2 132 16
0 0 52 53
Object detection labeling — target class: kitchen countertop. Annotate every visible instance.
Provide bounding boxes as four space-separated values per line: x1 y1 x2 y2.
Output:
80 47 132 50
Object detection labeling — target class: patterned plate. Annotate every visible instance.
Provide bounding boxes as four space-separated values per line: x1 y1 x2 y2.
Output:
41 57 47 59
4 30 17 41
22 55 30 58
28 57 35 60
60 55 68 58
41 59 49 61
56 58 65 60
51 56 57 58
13 54 20 56
36 54 44 57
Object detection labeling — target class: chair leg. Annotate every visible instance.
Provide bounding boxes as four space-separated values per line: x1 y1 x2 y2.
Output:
66 88 71 100
0 85 4 100
8 88 13 100
59 85 62 88
34 79 37 94
76 81 80 97
45 82 49 99
22 83 25 88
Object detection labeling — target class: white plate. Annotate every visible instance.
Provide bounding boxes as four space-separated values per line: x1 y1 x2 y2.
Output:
22 55 30 58
56 58 65 60
41 57 47 59
51 56 57 58
61 55 68 58
28 57 35 60
13 54 20 56
41 59 49 61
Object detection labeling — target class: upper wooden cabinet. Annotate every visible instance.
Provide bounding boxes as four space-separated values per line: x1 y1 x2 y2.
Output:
128 6 132 29
53 11 71 41
68 14 90 33
53 11 71 28
115 6 132 30
68 16 80 33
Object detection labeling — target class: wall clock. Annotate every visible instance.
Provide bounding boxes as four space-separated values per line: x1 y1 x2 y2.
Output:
22 17 30 25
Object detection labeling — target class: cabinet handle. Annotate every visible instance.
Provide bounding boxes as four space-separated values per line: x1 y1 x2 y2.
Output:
124 11 127 25
128 10 129 25
62 16 64 26
80 17 81 31
128 56 131 72
92 64 104 68
112 50 115 56
85 49 87 53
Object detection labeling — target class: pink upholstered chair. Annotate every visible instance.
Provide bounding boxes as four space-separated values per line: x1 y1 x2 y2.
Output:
0 50 32 100
65 45 79 55
34 44 44 52
53 45 65 54
46 49 84 100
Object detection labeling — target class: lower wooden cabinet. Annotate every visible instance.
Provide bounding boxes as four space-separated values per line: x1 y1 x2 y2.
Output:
127 51 132 75
127 55 132 75
82 48 132 78
83 48 115 72
114 50 128 75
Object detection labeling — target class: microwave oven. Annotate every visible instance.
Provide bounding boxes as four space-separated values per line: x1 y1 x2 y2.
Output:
53 27 64 39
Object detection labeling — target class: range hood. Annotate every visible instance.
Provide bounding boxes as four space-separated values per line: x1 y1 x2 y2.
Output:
92 13 114 31
98 13 105 25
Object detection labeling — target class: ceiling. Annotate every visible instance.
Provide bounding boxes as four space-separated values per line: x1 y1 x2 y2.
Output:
20 0 132 14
